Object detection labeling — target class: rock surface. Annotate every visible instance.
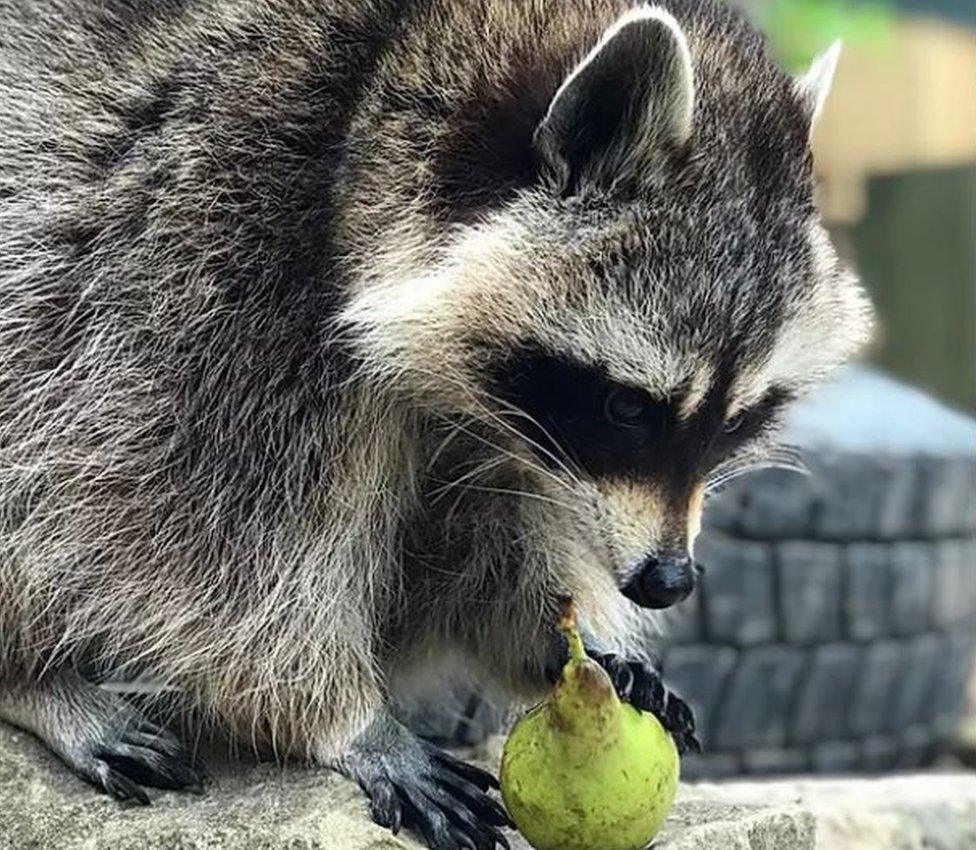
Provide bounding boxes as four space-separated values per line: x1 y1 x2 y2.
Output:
1 724 973 850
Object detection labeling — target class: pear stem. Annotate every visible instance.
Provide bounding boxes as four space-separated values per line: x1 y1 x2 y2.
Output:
559 600 586 663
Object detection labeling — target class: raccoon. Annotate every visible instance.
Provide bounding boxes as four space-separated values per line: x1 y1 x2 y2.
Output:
0 0 871 847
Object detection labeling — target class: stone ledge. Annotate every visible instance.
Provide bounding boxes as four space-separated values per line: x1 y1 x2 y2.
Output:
1 725 973 850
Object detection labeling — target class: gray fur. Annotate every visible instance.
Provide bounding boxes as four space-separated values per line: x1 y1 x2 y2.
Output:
0 0 870 827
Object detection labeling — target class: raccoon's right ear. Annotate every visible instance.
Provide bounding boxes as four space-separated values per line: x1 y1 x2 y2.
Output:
533 6 695 194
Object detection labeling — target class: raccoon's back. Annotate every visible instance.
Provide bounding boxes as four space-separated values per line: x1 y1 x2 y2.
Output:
0 0 410 569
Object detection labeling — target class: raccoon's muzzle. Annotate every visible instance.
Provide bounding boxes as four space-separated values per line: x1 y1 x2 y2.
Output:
621 553 696 609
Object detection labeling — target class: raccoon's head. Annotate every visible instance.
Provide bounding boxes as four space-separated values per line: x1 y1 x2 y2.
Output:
343 4 872 609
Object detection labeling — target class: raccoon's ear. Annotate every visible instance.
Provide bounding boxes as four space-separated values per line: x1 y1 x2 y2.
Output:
534 6 695 193
796 40 842 131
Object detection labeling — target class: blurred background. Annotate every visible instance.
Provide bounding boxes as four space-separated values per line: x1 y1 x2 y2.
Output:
413 0 976 784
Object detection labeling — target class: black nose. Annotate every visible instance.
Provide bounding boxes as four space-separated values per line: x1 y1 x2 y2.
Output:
621 553 697 609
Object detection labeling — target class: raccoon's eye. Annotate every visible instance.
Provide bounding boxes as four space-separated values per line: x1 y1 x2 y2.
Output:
604 386 652 427
724 413 744 434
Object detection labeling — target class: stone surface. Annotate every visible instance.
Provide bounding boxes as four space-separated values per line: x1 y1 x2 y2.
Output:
712 647 806 749
891 636 942 729
811 453 880 541
889 542 933 637
920 456 976 537
848 641 904 736
843 543 891 640
697 533 776 646
790 645 862 745
776 542 843 644
932 630 976 736
2 725 975 850
730 467 818 540
661 645 737 746
679 775 976 850
873 457 921 540
933 540 976 628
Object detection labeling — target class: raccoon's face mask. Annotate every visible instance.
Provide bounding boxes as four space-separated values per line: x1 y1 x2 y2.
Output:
487 346 794 609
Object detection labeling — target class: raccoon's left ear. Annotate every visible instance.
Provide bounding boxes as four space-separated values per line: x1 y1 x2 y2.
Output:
534 6 695 193
796 40 842 131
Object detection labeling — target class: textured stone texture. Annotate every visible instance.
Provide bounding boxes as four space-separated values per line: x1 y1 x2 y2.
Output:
3 725 975 850
848 641 904 736
812 453 879 541
776 541 843 645
843 543 890 640
873 457 920 540
889 543 933 637
790 645 862 745
684 775 976 850
933 540 976 628
713 647 806 749
697 533 776 646
731 467 818 540
662 645 737 746
891 636 942 730
921 456 976 537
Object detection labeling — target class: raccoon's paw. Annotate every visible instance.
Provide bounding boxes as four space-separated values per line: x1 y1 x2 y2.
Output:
38 679 204 804
66 715 205 804
368 745 512 850
589 652 701 755
341 714 512 850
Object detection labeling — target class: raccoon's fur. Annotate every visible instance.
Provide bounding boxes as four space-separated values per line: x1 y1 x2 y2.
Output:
0 0 871 842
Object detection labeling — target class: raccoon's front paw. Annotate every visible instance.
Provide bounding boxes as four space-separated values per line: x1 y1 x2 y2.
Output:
65 715 204 804
341 713 512 850
588 652 700 755
31 675 204 804
367 742 512 850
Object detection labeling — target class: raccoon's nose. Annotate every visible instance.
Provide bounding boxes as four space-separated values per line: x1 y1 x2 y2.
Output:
621 553 697 609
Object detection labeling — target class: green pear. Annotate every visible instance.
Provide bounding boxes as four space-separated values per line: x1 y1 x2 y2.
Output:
500 614 678 850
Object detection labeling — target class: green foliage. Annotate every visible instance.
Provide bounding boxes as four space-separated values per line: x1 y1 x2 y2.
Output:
756 0 895 69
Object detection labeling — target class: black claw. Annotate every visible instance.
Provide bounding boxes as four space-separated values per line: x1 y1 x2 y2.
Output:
677 732 702 755
400 782 460 850
433 768 514 829
663 692 696 735
350 736 511 850
645 674 667 716
485 826 510 850
626 666 665 717
121 729 185 761
609 658 634 700
478 795 514 830
424 769 513 849
98 741 201 793
368 778 402 833
471 833 494 850
452 830 476 850
96 762 150 805
429 748 499 791
91 719 204 797
659 688 698 754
